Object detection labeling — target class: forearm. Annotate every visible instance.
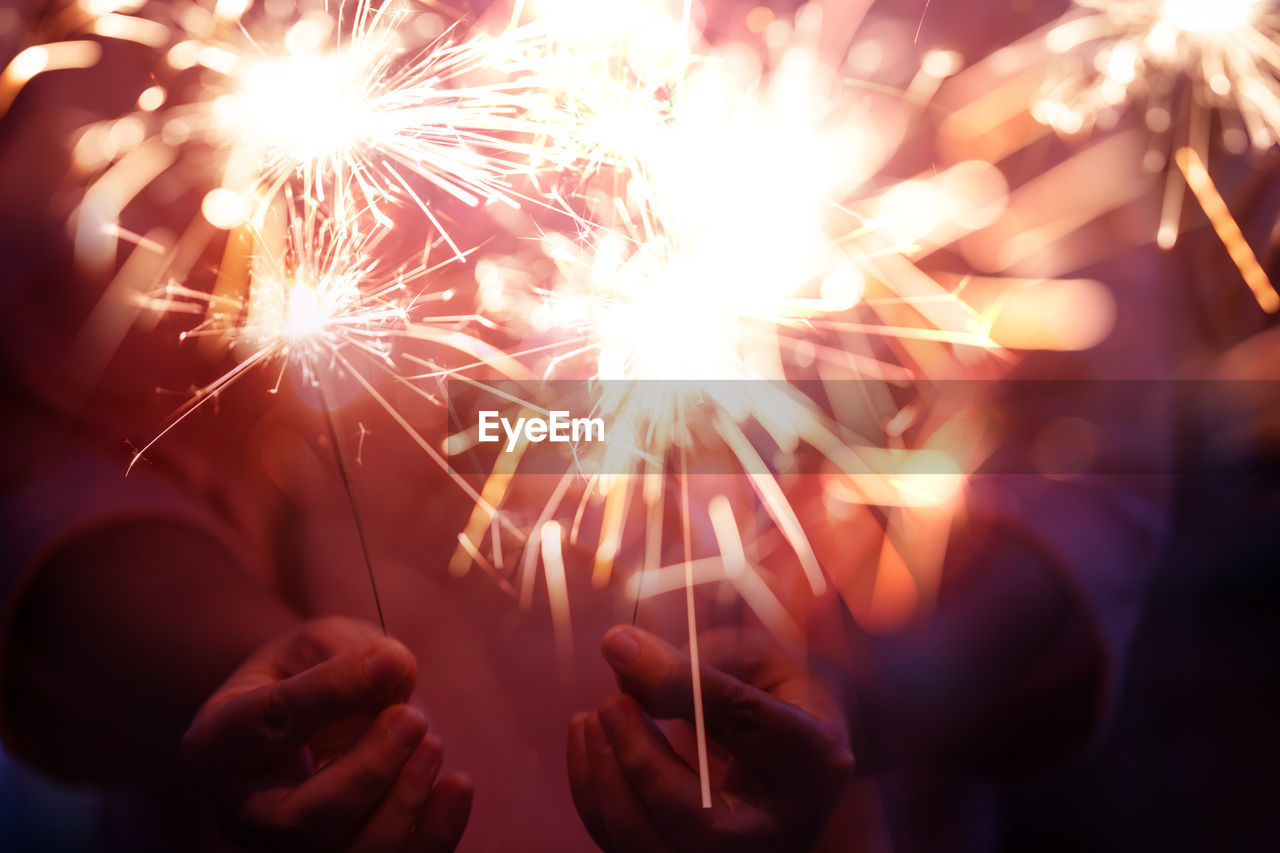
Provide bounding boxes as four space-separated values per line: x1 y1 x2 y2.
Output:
4 520 301 778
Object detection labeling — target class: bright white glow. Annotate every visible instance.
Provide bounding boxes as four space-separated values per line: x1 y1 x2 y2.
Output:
1161 0 1256 33
222 51 377 165
282 281 328 339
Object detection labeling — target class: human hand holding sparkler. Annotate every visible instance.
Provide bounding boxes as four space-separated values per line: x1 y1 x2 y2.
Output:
183 616 472 852
567 626 854 852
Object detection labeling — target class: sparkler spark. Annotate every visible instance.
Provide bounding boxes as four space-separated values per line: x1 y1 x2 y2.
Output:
129 194 418 466
449 13 1008 657
196 4 563 244
1036 0 1280 148
443 19 1010 798
52 2 574 574
6 0 1181 820
45 0 576 310
128 184 522 524
1175 146 1280 312
123 192 425 631
1031 0 1280 311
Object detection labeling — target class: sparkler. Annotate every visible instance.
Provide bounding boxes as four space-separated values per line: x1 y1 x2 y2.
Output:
448 5 1013 809
129 193 444 632
453 8 1004 622
512 0 689 183
5 0 1171 820
1036 0 1280 149
190 2 566 250
1032 0 1280 309
129 194 411 462
74 0 566 259
39 0 574 634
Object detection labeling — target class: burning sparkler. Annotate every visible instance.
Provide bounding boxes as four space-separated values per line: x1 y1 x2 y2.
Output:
1032 0 1280 309
1036 0 1280 148
129 191 457 631
447 6 1018 807
107 1 563 253
452 6 1004 621
6 0 1140 818
30 1 578 631
193 2 567 249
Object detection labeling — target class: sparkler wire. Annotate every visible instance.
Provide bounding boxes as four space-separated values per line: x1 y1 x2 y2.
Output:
681 444 712 810
318 377 388 636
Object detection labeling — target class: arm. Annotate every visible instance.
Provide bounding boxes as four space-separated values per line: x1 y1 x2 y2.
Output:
3 519 474 852
4 519 301 777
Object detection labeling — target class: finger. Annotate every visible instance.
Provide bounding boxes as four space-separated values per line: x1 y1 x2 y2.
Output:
567 713 614 852
187 639 416 767
601 626 850 778
693 631 847 724
596 694 750 844
349 735 443 853
682 630 775 686
279 617 388 675
583 712 676 853
260 704 427 847
410 771 474 853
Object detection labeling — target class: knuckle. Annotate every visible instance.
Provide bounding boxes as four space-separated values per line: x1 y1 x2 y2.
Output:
394 788 419 814
350 764 390 797
394 784 424 814
318 663 351 704
620 748 659 788
722 679 762 728
258 688 292 741
289 627 332 663
308 614 350 635
308 615 371 647
598 694 630 723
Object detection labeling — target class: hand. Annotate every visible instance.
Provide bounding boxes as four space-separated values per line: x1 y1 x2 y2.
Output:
568 626 854 852
183 616 472 852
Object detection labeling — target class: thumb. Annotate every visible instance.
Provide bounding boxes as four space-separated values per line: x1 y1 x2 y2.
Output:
599 625 851 777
